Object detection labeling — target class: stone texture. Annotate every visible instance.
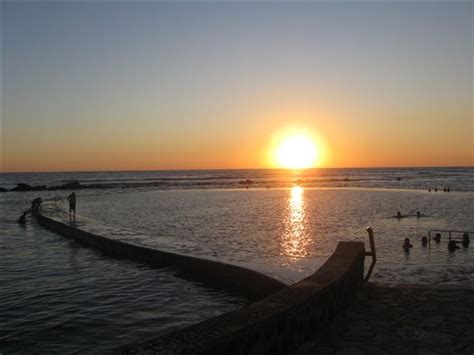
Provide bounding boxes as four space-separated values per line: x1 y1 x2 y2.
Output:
115 242 366 354
297 286 474 355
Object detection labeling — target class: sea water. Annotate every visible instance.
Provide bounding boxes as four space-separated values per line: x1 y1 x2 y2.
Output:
0 190 246 353
1 167 473 352
77 186 474 285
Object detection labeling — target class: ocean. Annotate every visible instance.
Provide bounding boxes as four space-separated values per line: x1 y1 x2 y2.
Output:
1 167 473 353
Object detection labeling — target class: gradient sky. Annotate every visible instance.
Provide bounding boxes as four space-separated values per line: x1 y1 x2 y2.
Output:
2 1 473 172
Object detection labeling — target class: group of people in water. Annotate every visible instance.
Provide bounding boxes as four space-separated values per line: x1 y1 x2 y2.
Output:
17 192 76 226
18 191 470 258
403 232 470 253
395 207 470 253
428 187 450 192
395 211 422 219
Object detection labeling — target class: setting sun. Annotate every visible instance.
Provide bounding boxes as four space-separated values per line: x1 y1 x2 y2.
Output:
275 134 319 169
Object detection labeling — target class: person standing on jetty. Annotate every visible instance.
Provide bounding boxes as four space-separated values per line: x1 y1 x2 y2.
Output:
67 192 76 220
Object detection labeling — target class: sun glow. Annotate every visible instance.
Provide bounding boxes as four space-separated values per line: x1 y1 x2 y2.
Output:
275 134 319 169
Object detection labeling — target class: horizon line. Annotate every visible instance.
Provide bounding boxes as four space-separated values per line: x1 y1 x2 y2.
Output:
1 165 473 174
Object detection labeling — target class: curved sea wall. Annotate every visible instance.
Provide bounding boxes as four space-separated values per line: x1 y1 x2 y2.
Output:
35 211 365 354
118 241 365 354
34 212 285 301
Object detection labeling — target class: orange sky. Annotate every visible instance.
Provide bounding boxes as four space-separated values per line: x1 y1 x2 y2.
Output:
2 2 473 172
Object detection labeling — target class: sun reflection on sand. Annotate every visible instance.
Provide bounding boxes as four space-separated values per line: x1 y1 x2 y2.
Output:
281 186 311 258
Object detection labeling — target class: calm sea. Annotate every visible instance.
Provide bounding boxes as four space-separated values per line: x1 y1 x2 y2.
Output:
1 167 473 353
1 167 474 191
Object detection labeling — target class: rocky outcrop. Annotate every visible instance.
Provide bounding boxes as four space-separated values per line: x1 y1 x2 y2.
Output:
10 183 47 191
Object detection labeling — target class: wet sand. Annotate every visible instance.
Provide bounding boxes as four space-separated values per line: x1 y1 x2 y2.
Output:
298 284 474 355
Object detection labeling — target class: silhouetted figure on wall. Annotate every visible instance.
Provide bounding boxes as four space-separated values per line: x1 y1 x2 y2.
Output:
31 197 42 212
18 211 27 226
67 192 76 220
434 233 441 244
421 236 428 246
397 211 402 219
417 211 421 218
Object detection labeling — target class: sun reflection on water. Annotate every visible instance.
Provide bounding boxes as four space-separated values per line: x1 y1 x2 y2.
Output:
281 186 311 258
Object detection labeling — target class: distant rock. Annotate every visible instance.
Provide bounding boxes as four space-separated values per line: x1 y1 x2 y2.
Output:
11 183 31 191
11 183 47 191
238 179 253 185
48 181 82 190
0 187 8 192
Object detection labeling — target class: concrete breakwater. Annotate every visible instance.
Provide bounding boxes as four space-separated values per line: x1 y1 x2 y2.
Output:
34 210 285 301
118 242 365 354
35 209 366 354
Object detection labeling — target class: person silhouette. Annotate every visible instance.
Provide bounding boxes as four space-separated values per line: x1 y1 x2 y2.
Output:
403 238 413 252
31 197 42 212
67 192 76 220
448 240 459 252
462 233 470 248
421 236 428 246
18 211 27 226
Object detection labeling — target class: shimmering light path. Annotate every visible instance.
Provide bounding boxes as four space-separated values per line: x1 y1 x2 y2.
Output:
77 187 474 286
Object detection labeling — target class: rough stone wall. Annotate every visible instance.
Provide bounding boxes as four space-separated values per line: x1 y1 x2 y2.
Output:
119 241 365 354
35 213 285 301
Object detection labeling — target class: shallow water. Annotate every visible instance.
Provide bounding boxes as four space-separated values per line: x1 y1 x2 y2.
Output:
0 192 246 354
1 168 473 353
78 187 474 285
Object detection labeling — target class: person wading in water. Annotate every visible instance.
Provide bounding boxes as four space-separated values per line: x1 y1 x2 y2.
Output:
67 192 76 221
